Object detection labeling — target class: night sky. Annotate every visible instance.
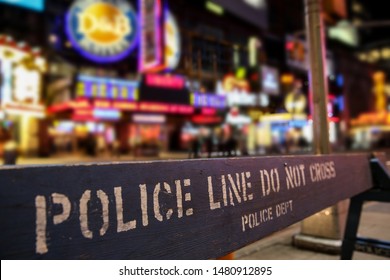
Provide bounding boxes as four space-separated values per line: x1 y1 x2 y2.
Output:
357 1 390 47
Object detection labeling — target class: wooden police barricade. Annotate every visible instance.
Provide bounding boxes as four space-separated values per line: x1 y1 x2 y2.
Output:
340 156 390 259
0 153 376 259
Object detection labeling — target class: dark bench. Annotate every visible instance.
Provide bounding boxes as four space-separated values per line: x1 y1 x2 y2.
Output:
0 153 387 259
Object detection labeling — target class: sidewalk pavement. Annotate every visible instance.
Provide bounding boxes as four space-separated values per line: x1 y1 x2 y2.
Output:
235 201 390 260
9 153 390 260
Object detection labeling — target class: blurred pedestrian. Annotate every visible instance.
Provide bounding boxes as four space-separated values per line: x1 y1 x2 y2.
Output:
112 139 120 158
2 133 18 165
205 134 214 158
97 135 106 156
189 136 201 159
85 133 97 156
226 135 237 157
297 130 309 152
344 134 353 151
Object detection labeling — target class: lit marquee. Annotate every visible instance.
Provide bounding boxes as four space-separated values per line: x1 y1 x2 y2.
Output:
76 75 139 101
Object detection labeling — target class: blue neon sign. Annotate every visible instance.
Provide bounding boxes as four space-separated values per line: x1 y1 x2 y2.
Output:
0 0 44 11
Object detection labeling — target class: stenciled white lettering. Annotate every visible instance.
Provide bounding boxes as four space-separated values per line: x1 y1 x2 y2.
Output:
241 207 273 232
309 161 336 182
208 172 253 210
285 164 306 189
33 159 339 255
259 168 280 197
115 186 137 232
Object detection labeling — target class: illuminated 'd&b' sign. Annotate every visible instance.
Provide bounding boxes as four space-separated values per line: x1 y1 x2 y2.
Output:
66 0 138 63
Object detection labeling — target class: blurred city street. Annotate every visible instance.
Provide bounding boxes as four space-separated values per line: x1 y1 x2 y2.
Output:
1 0 390 261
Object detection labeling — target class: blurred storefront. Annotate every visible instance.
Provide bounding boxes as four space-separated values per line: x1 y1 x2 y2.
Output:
0 35 47 155
45 0 193 157
350 112 390 149
2 0 309 158
0 0 349 159
349 71 390 150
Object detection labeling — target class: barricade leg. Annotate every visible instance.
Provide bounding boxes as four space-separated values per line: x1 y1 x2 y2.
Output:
340 195 364 260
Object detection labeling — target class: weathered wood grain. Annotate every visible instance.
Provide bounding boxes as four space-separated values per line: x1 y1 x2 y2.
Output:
0 154 373 259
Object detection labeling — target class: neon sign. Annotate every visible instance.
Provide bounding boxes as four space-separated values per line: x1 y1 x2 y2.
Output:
72 108 121 121
201 108 217 115
139 0 164 72
164 9 181 70
0 0 45 12
145 74 185 89
76 75 139 100
66 0 138 63
93 99 138 111
191 93 226 109
48 98 139 114
192 115 222 124
93 109 121 120
139 102 194 114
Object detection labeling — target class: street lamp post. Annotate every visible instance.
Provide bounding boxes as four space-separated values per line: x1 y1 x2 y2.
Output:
305 0 330 155
293 0 347 252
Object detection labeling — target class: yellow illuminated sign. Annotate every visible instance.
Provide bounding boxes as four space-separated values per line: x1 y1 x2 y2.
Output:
66 0 138 63
77 3 131 45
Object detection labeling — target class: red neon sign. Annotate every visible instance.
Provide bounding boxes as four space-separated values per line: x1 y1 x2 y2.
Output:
139 102 194 114
48 103 72 113
201 108 217 115
49 98 194 116
192 115 222 124
48 98 91 113
146 74 185 89
139 102 169 112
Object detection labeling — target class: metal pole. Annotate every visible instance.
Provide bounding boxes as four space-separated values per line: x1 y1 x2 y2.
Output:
295 0 345 253
305 0 330 154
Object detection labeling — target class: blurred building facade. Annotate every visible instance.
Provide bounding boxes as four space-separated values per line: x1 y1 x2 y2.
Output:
0 0 388 159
